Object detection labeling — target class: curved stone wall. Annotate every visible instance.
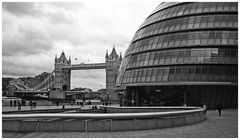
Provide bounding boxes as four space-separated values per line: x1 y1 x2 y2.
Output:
3 106 206 132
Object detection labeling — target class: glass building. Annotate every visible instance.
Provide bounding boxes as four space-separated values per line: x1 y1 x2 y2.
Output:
116 2 238 108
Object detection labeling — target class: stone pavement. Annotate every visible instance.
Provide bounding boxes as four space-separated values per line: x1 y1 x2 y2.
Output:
2 109 238 138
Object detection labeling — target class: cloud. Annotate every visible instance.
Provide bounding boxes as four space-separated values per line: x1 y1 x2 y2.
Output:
2 13 54 56
3 2 37 16
2 54 53 77
47 11 73 24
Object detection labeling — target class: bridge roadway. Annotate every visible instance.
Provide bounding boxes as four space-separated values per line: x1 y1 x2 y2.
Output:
14 91 49 94
14 90 93 94
62 63 106 70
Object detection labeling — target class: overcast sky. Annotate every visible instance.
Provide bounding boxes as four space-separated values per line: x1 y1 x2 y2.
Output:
2 0 160 90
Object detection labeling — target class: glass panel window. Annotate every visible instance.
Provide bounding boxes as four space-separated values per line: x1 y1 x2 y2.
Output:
162 68 169 81
210 3 217 11
176 67 182 74
146 68 152 82
178 50 185 57
203 3 210 12
151 68 158 82
169 67 175 74
196 3 204 13
189 67 195 74
136 70 142 82
216 3 224 11
140 69 147 82
190 3 197 14
195 67 202 74
157 69 163 81
202 67 208 74
182 67 188 74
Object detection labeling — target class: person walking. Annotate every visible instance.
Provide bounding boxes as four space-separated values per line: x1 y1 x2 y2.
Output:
22 99 25 106
10 100 12 107
17 101 21 111
13 100 17 108
33 101 37 108
34 101 37 108
29 100 33 110
203 105 207 114
217 104 222 116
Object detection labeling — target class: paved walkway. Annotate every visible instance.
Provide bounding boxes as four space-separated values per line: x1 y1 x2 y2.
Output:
2 109 238 138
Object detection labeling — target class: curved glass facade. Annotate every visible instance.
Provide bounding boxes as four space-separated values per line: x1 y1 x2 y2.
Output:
116 2 238 108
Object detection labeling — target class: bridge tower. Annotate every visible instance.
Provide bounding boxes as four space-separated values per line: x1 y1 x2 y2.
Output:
105 47 122 101
54 51 71 91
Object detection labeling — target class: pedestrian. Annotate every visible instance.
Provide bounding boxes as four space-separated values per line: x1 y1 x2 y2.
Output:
22 100 25 106
62 105 65 111
10 100 12 107
13 100 17 107
203 105 207 114
217 104 222 116
34 101 37 108
17 101 21 111
104 107 107 113
29 101 33 110
32 101 35 108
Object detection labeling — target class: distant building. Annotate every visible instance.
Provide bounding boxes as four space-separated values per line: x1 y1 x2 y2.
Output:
54 51 71 91
2 78 13 91
2 78 13 95
105 47 122 101
116 2 238 108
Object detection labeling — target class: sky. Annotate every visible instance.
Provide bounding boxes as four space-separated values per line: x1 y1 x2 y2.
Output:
2 0 160 91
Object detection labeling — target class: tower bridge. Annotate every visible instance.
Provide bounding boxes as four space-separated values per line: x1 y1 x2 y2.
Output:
8 47 122 101
63 63 106 70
